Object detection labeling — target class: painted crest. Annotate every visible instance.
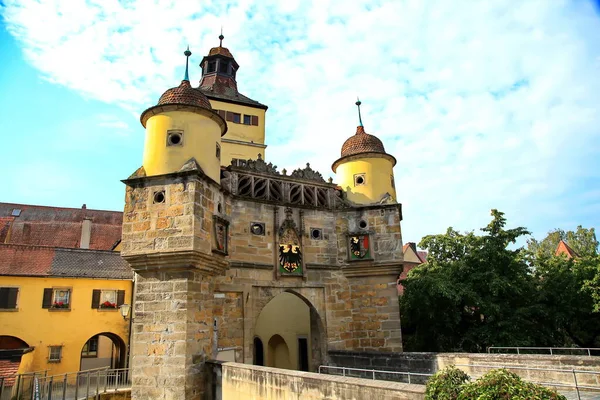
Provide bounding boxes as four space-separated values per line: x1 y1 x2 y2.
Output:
278 207 303 275
213 216 229 254
349 234 370 260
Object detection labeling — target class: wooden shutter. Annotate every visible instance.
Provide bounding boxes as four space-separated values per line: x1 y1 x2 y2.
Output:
117 290 126 307
225 111 234 122
251 115 259 126
6 288 18 309
42 288 53 309
218 110 226 119
0 288 8 308
91 289 101 309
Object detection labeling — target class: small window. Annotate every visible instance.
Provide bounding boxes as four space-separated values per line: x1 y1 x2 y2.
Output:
52 289 70 309
0 287 18 309
167 130 183 146
232 113 241 124
359 220 368 229
153 191 166 204
216 143 221 160
219 61 229 73
207 61 217 73
82 336 99 358
310 228 323 240
11 209 21 217
250 223 265 236
243 115 252 125
354 174 366 186
391 175 395 189
100 290 118 309
48 346 62 362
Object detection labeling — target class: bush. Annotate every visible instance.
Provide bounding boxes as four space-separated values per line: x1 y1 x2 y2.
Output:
458 369 567 400
425 366 470 400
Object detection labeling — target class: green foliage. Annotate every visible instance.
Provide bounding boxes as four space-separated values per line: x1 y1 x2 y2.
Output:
458 369 567 400
527 226 598 258
400 210 600 352
425 366 470 400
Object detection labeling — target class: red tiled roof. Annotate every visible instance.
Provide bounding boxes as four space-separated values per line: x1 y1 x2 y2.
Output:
0 359 20 386
555 240 579 259
0 203 122 250
0 244 54 276
158 80 212 110
417 251 428 263
341 126 386 157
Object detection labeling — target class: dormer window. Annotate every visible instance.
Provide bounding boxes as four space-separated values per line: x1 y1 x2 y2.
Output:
219 60 229 74
207 61 217 73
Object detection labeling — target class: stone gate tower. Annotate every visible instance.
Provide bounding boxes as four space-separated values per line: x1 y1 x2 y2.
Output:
121 40 404 400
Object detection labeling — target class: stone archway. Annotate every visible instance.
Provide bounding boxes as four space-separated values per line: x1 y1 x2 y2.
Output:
252 288 327 372
79 332 126 371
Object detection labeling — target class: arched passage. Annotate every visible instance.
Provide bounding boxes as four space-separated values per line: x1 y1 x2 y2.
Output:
253 337 264 366
79 332 126 371
0 336 29 350
253 290 326 372
267 334 290 369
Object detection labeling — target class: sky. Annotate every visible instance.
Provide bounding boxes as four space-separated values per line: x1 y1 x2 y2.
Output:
0 0 599 248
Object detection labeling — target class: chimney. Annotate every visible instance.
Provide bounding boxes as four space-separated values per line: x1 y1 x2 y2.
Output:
82 204 87 209
80 218 92 249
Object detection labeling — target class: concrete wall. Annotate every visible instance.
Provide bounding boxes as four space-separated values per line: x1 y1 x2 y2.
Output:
221 362 425 400
328 350 600 387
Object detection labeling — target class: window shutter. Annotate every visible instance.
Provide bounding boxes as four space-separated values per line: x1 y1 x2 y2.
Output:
91 290 101 309
251 115 259 126
117 290 126 307
226 111 234 122
42 288 53 309
7 288 18 309
218 110 226 119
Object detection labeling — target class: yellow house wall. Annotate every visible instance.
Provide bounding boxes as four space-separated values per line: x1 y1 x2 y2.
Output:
142 111 222 181
336 157 397 205
254 292 310 371
0 276 132 375
209 99 266 164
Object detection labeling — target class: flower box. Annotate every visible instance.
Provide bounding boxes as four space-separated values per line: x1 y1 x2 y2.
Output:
52 302 69 309
100 301 117 309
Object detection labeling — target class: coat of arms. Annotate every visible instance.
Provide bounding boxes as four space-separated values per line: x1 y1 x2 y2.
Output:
349 234 370 260
278 207 303 275
213 216 229 254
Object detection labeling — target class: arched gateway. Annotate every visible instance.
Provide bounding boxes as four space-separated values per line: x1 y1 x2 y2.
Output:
121 38 404 400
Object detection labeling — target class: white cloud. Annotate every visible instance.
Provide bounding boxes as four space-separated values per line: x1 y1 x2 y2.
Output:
2 0 600 245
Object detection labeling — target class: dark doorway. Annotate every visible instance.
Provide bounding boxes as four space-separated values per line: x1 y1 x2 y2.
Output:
298 337 309 371
253 337 264 366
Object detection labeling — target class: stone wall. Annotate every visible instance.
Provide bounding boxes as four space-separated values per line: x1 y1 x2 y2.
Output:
221 362 425 400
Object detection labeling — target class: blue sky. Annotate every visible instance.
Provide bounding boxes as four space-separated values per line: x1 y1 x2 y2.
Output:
1 0 600 248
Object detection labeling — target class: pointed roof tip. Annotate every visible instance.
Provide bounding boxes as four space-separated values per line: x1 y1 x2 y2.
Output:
183 46 192 81
355 97 364 127
219 27 224 47
555 240 579 259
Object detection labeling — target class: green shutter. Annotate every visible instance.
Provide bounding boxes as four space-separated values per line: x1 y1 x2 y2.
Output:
42 288 53 309
117 290 125 307
91 290 101 309
6 288 18 309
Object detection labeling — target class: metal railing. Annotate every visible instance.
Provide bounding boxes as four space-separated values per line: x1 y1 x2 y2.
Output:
488 346 600 356
0 367 130 400
318 365 433 385
454 363 600 400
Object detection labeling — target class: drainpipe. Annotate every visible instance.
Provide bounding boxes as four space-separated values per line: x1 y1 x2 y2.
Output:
126 273 136 370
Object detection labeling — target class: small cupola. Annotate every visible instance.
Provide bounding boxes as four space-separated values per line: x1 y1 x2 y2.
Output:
199 33 240 91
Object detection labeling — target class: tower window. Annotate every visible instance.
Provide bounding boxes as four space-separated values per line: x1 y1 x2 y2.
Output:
216 143 221 160
207 61 217 73
153 191 166 204
167 130 183 146
243 115 252 125
310 228 323 240
354 174 366 186
250 222 265 236
232 113 241 123
219 61 229 73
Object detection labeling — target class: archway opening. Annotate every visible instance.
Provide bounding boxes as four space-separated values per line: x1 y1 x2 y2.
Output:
79 333 126 371
254 291 325 372
253 337 264 366
267 334 290 369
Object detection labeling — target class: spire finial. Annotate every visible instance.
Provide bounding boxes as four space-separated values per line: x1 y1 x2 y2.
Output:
355 97 364 127
183 45 192 81
219 27 224 47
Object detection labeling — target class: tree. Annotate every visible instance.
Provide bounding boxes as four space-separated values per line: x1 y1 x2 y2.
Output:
400 210 539 352
527 226 598 258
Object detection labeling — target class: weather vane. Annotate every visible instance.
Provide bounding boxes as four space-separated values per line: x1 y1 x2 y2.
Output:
219 27 224 47
183 45 192 81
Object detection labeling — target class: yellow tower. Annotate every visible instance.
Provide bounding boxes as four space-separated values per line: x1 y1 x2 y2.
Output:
140 47 227 182
198 33 268 165
332 100 397 205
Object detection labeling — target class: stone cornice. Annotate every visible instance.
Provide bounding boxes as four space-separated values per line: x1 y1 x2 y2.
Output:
121 167 221 189
122 250 229 275
341 261 402 278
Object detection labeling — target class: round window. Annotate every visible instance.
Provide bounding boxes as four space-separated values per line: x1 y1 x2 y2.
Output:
153 191 165 204
167 132 182 146
359 220 367 229
251 223 265 235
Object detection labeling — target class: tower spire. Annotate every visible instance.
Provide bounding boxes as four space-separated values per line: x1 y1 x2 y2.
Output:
356 97 364 127
219 27 224 47
183 46 192 81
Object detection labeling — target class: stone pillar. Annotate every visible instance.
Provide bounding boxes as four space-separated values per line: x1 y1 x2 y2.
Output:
121 164 228 399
